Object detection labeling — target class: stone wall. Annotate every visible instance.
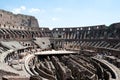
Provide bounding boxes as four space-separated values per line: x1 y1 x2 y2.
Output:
0 9 39 27
2 76 29 80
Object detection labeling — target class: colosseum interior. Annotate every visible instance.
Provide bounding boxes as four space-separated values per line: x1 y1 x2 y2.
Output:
0 9 120 80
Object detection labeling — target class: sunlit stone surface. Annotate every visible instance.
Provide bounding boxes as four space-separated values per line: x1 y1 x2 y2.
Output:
0 9 120 80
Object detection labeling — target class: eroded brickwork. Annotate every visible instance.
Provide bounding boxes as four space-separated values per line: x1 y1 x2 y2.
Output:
0 10 39 27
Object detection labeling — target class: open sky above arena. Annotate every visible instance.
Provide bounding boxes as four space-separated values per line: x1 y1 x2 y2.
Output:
0 0 120 29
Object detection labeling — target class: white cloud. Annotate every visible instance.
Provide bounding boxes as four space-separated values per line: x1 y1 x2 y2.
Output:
51 17 59 21
21 6 26 10
12 6 45 15
29 8 41 13
12 6 26 14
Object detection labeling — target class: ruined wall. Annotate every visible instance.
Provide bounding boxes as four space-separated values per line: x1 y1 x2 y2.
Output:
0 10 39 27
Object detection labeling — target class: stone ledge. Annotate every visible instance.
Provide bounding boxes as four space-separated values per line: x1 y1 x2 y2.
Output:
2 76 29 80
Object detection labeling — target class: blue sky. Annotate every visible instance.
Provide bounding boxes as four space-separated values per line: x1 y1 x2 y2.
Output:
0 0 120 29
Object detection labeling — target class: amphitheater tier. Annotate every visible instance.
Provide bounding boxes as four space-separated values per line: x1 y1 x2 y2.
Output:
0 9 120 80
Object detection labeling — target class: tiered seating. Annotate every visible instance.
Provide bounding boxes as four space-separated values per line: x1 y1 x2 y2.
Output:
64 40 120 52
34 37 51 49
1 41 24 49
0 45 9 54
1 9 120 80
